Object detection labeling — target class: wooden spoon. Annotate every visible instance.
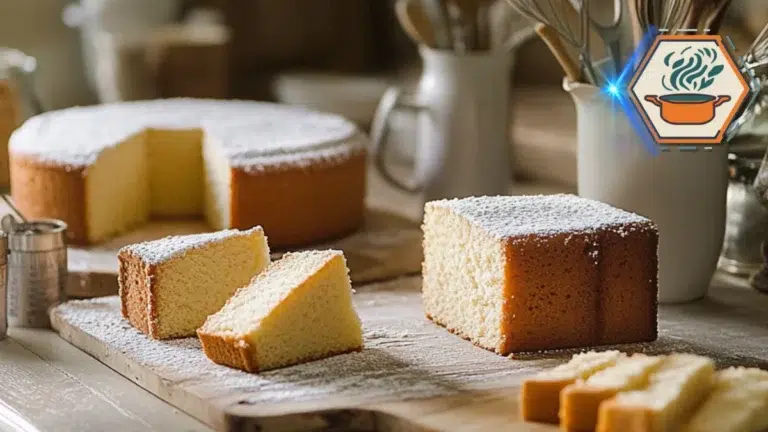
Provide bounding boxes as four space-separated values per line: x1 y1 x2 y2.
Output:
702 0 732 34
395 0 438 47
534 22 582 82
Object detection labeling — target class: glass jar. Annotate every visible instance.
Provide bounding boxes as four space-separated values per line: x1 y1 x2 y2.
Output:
720 137 768 275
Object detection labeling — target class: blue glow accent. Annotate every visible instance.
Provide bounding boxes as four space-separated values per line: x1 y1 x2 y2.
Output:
599 27 661 156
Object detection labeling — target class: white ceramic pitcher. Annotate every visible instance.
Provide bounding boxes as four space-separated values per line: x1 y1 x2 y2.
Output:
565 79 729 303
370 41 529 213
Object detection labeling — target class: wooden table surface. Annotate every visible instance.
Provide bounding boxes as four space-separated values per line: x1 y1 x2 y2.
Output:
3 168 767 431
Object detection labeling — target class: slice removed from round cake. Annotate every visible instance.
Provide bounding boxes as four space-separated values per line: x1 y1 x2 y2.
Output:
197 249 363 372
119 227 270 339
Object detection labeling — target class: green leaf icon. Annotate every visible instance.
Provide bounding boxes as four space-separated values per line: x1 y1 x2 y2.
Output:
708 65 724 78
672 58 685 69
700 77 715 90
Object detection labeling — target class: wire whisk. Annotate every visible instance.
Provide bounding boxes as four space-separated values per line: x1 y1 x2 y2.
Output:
504 0 600 84
745 22 768 73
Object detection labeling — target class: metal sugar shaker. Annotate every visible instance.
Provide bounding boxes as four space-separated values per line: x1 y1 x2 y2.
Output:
6 219 67 328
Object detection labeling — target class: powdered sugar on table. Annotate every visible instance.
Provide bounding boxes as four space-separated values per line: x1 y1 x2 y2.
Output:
50 278 557 409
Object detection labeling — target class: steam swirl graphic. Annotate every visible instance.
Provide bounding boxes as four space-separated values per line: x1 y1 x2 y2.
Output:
662 46 725 92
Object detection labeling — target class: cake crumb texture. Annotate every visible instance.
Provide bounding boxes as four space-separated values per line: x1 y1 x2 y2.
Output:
422 194 658 356
198 250 364 372
682 367 768 432
118 227 270 339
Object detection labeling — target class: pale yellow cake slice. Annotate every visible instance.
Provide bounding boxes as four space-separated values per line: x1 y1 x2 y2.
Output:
682 367 768 432
560 354 665 432
596 354 715 432
520 350 625 423
119 227 270 339
197 250 363 372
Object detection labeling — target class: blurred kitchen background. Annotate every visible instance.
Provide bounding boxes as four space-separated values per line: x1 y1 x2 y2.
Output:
0 0 765 187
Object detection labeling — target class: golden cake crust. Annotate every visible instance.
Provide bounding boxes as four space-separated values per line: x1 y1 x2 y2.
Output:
11 146 366 247
596 399 654 432
197 328 363 373
230 147 366 248
560 386 618 432
197 331 257 372
10 153 88 244
118 249 161 338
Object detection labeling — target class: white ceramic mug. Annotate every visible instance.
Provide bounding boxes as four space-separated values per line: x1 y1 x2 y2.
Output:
565 79 729 303
371 43 527 213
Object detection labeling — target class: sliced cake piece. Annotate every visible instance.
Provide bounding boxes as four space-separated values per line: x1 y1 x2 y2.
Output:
596 354 715 432
520 350 624 423
198 250 363 372
683 367 768 432
422 195 658 355
119 227 270 339
560 354 665 432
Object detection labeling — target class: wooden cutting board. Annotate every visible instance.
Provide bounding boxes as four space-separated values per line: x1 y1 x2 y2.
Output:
63 208 422 298
50 274 768 431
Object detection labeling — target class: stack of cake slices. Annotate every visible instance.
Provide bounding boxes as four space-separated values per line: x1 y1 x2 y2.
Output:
521 350 768 432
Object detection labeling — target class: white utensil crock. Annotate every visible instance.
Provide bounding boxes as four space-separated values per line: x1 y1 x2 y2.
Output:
371 42 528 214
565 79 728 303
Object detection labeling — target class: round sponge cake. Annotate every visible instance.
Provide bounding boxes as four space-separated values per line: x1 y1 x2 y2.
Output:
9 99 367 247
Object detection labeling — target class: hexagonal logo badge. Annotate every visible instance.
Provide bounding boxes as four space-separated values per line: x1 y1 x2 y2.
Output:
628 35 749 145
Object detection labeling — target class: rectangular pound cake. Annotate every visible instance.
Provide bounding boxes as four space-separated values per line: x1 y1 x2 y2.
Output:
520 350 624 423
197 250 363 373
422 194 658 355
119 227 270 339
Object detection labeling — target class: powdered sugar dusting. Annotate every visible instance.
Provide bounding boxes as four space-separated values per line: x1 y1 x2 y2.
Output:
429 194 654 239
51 284 560 408
10 99 363 168
119 226 266 265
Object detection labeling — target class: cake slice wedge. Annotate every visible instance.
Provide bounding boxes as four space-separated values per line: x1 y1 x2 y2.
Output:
119 227 270 339
520 350 624 423
596 354 715 432
197 250 363 372
560 354 665 432
682 367 768 432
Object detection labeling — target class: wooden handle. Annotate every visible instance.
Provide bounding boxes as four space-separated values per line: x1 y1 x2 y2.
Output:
533 23 581 83
628 0 644 50
395 0 437 48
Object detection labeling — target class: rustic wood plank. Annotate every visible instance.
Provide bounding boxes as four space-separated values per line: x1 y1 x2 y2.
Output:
48 272 768 431
50 277 562 431
0 335 203 432
8 328 211 432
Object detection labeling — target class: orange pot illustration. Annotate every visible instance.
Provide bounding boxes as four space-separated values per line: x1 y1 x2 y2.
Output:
644 94 731 125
